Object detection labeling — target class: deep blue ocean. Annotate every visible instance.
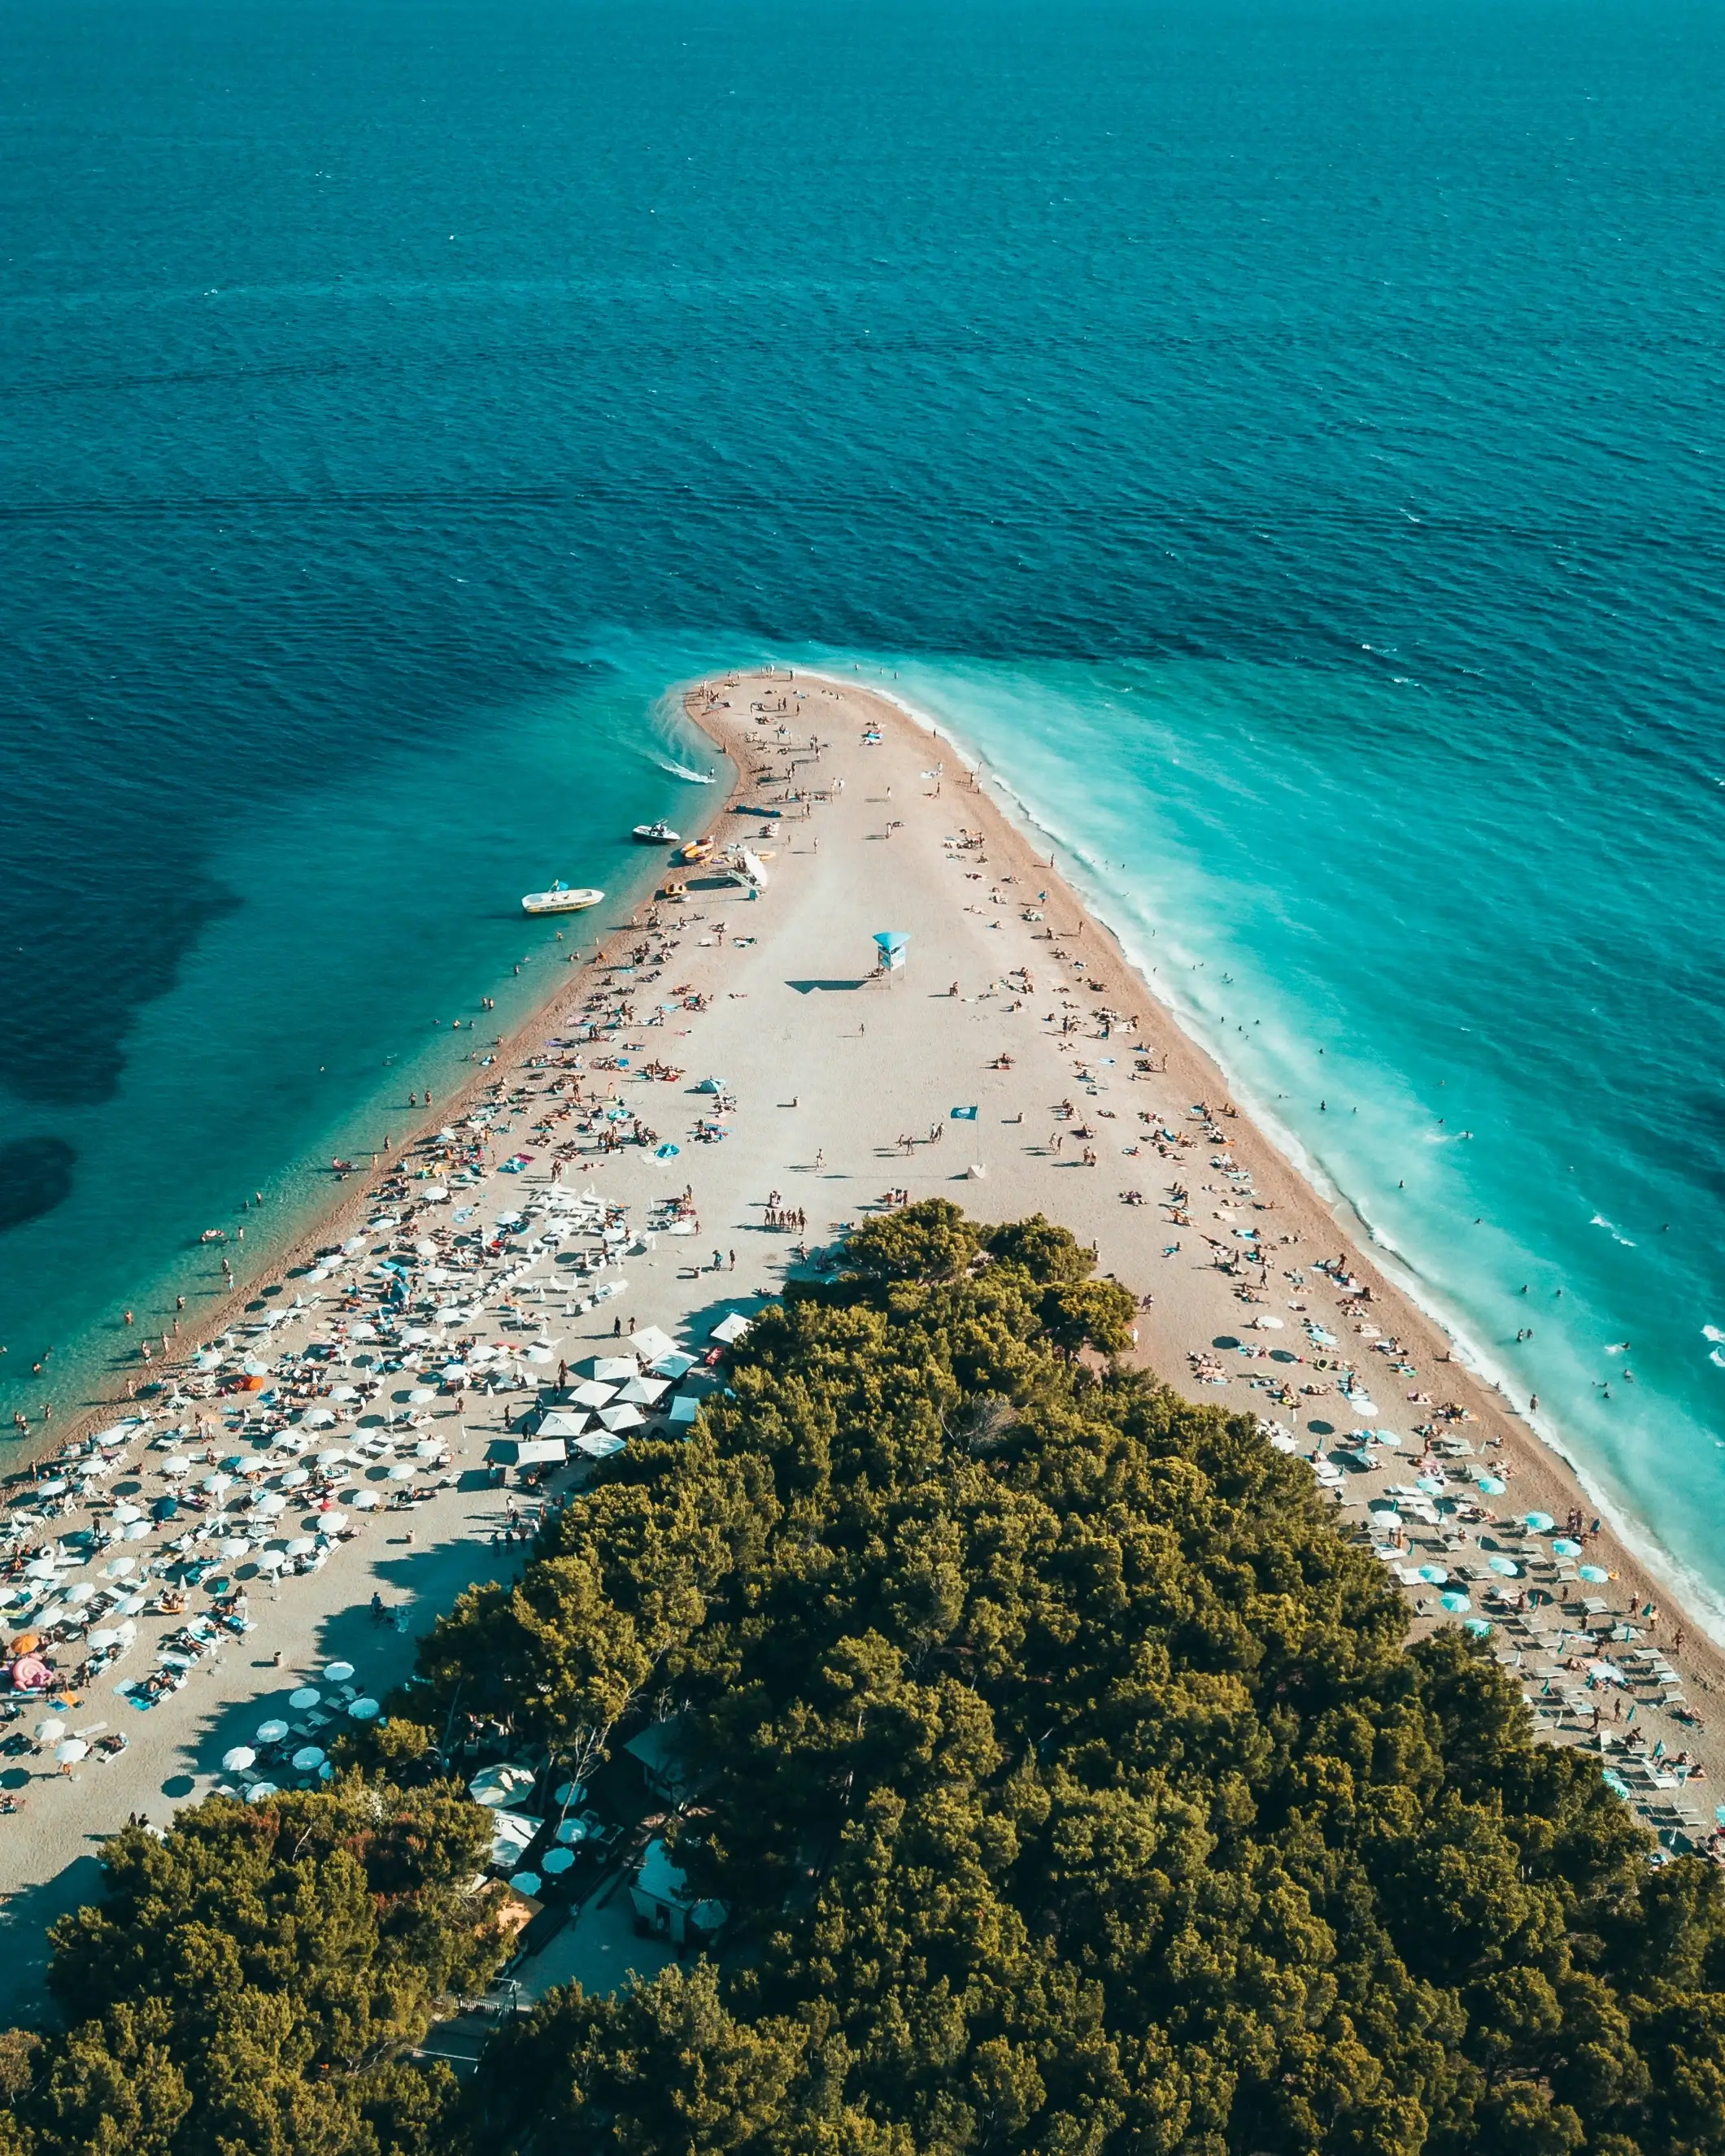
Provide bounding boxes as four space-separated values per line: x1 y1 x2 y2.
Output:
8 0 1725 1616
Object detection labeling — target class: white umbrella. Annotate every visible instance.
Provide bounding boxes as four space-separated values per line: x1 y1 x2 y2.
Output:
246 1780 281 1801
256 1548 286 1572
407 1387 435 1405
347 1697 380 1720
387 1461 415 1481
161 1457 192 1478
589 1357 637 1383
302 1409 337 1430
315 1448 346 1467
279 1468 310 1489
64 1583 95 1606
33 1718 65 1744
87 1627 124 1650
414 1440 443 1460
222 1745 257 1773
55 1738 89 1765
23 1557 58 1582
122 1519 152 1542
255 1493 287 1518
288 1686 320 1710
525 1347 554 1366
615 1375 669 1405
285 1538 316 1558
113 1504 142 1524
350 1490 380 1511
256 1718 290 1743
204 1474 233 1496
291 1746 326 1771
324 1661 355 1683
220 1537 250 1558
599 1405 644 1434
564 1381 615 1409
440 1365 468 1383
330 1385 359 1403
317 1512 347 1534
348 1322 377 1342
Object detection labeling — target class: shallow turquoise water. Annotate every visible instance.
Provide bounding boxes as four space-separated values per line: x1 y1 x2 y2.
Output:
6 0 1725 1615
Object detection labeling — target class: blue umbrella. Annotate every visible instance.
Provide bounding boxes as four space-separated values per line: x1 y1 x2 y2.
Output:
1440 1590 1471 1613
150 1495 179 1522
1523 1510 1556 1533
1416 1564 1449 1585
1475 1474 1507 1495
1417 1476 1444 1496
1488 1555 1521 1577
1464 1618 1494 1637
1552 1537 1583 1557
1579 1563 1611 1583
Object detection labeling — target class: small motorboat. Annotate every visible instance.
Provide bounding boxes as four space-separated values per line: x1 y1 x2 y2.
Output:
632 821 680 844
522 882 605 917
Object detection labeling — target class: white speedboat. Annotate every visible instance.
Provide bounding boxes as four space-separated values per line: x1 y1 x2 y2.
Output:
632 821 680 843
522 882 604 917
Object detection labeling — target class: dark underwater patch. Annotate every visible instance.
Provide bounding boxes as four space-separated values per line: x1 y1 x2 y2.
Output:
0 1137 76 1233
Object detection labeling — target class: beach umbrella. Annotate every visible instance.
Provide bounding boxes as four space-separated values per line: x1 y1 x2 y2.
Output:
414 1440 443 1460
324 1661 355 1683
440 1365 467 1383
1439 1591 1471 1613
55 1738 89 1765
150 1496 179 1522
317 1512 347 1534
1464 1618 1494 1637
315 1448 346 1467
288 1687 320 1710
541 1845 575 1875
279 1468 310 1489
1474 1474 1506 1495
350 1490 380 1510
122 1519 152 1542
347 1697 380 1721
87 1628 124 1651
1523 1511 1556 1533
33 1478 68 1497
1415 1564 1448 1585
1416 1475 1444 1496
616 1375 669 1405
508 1871 541 1897
329 1385 359 1403
598 1404 644 1434
387 1461 415 1480
23 1558 57 1582
285 1538 316 1558
1488 1555 1521 1577
408 1387 435 1405
64 1583 95 1606
256 1718 290 1744
33 1718 64 1744
1552 1537 1583 1557
255 1493 287 1518
348 1322 377 1342
565 1381 615 1409
112 1590 149 1615
589 1356 637 1383
160 1457 192 1478
291 1746 326 1772
220 1537 250 1558
1579 1563 1611 1583
246 1781 281 1801
113 1504 142 1524
203 1473 233 1497
302 1409 336 1430
222 1745 257 1773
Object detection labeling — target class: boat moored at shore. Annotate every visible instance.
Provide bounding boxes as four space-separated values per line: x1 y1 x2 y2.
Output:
521 882 604 916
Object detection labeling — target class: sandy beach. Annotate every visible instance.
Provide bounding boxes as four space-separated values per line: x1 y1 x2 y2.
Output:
0 664 1718 2025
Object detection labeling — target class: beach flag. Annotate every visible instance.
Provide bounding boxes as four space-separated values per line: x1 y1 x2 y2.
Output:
951 1105 978 1121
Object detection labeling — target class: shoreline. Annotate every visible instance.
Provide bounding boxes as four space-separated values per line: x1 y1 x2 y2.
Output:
9 712 745 1481
0 662 1718 1995
818 666 1725 1653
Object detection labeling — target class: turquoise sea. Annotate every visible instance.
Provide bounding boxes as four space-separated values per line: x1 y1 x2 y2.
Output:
7 0 1725 1620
